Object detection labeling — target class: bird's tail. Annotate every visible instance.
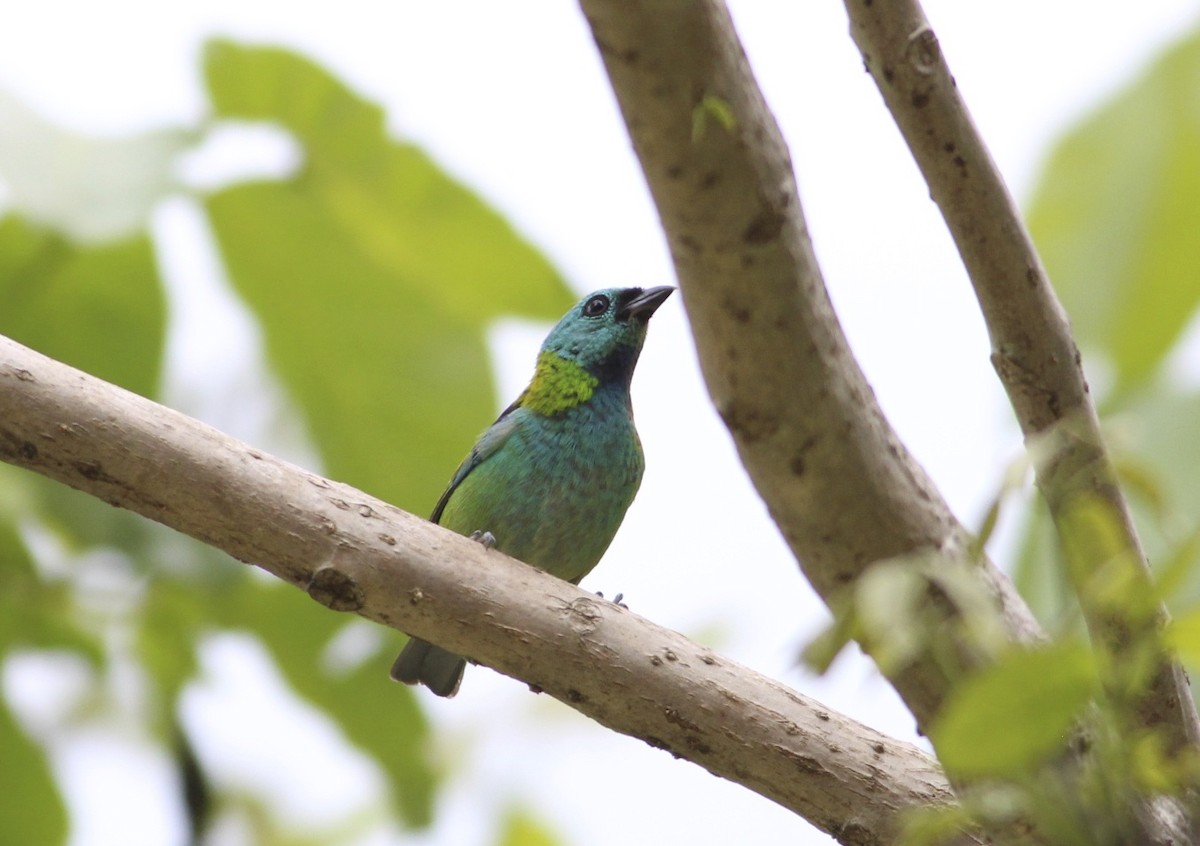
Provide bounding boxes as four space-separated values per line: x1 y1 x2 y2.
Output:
390 638 466 697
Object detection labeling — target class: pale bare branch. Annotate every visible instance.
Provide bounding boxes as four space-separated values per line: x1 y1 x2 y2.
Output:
0 334 967 846
577 0 1042 732
842 0 1199 758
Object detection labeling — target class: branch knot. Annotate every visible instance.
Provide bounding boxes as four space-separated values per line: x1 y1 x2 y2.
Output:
307 565 363 612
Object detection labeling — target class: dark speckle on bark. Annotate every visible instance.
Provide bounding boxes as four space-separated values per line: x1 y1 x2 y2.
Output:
742 207 785 245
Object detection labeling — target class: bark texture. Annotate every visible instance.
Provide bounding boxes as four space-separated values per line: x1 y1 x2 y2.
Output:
578 0 1042 734
843 0 1199 759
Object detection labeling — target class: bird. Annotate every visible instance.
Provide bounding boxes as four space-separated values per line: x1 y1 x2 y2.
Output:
390 285 674 697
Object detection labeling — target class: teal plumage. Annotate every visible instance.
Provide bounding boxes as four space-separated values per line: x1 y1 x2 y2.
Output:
391 286 673 697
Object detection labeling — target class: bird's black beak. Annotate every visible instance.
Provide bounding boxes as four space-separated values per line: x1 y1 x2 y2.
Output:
616 286 674 323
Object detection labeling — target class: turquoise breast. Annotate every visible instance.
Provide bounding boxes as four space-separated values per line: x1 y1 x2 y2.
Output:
437 389 644 583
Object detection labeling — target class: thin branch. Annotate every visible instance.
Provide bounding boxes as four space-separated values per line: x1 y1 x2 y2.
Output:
842 0 1200 757
0 334 969 846
578 0 1042 731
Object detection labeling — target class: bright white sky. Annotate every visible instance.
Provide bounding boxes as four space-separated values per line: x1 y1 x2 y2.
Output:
1 3 1197 846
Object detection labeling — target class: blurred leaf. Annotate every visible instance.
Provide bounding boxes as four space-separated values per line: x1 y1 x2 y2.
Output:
814 551 1014 678
201 789 381 846
800 600 855 675
1105 393 1200 607
1111 455 1169 523
0 89 191 242
854 558 928 674
28 476 164 559
1011 493 1077 628
1111 391 1200 517
1166 606 1200 668
215 578 436 828
899 803 980 846
1127 729 1195 794
497 808 563 846
926 562 1010 663
0 699 66 846
1015 27 1200 653
1056 497 1153 625
931 642 1097 778
1027 27 1200 399
203 40 570 324
0 37 581 844
1010 394 1200 627
0 517 102 663
0 215 166 398
135 574 213 727
970 495 1002 560
1154 527 1200 607
202 40 574 512
203 181 493 511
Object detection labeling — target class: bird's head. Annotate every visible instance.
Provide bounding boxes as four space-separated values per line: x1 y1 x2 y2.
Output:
541 286 674 380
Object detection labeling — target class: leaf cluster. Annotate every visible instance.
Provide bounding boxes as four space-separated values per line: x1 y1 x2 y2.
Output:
0 40 572 845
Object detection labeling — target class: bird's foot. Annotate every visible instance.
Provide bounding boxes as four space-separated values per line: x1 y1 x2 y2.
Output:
595 590 629 610
469 530 497 550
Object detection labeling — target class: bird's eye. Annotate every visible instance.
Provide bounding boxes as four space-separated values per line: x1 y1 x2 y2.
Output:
582 294 610 318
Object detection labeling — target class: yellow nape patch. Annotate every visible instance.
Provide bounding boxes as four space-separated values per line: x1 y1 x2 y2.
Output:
519 351 598 415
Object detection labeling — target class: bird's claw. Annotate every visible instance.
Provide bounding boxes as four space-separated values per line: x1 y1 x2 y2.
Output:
595 590 629 610
469 530 497 550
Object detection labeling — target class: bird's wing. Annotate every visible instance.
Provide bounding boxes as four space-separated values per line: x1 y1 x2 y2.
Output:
429 400 523 524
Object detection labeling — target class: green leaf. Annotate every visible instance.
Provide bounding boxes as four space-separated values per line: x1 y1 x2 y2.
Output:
1102 392 1200 608
214 578 436 828
496 808 563 846
204 181 493 510
0 215 166 399
26 477 164 559
1056 496 1155 624
1010 391 1200 627
202 40 570 324
1112 392 1200 522
1166 607 1200 668
854 557 930 675
202 40 384 168
0 699 67 846
1027 27 1200 399
898 803 981 846
0 88 191 243
201 40 574 512
800 601 855 675
931 642 1097 778
135 575 212 728
0 514 103 663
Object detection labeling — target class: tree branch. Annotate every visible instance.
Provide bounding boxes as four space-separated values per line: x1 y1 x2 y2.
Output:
0 334 971 846
577 0 1041 731
577 3 1194 841
842 0 1200 758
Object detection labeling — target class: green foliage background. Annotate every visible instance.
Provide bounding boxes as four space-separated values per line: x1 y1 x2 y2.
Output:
1019 27 1200 622
0 40 572 845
